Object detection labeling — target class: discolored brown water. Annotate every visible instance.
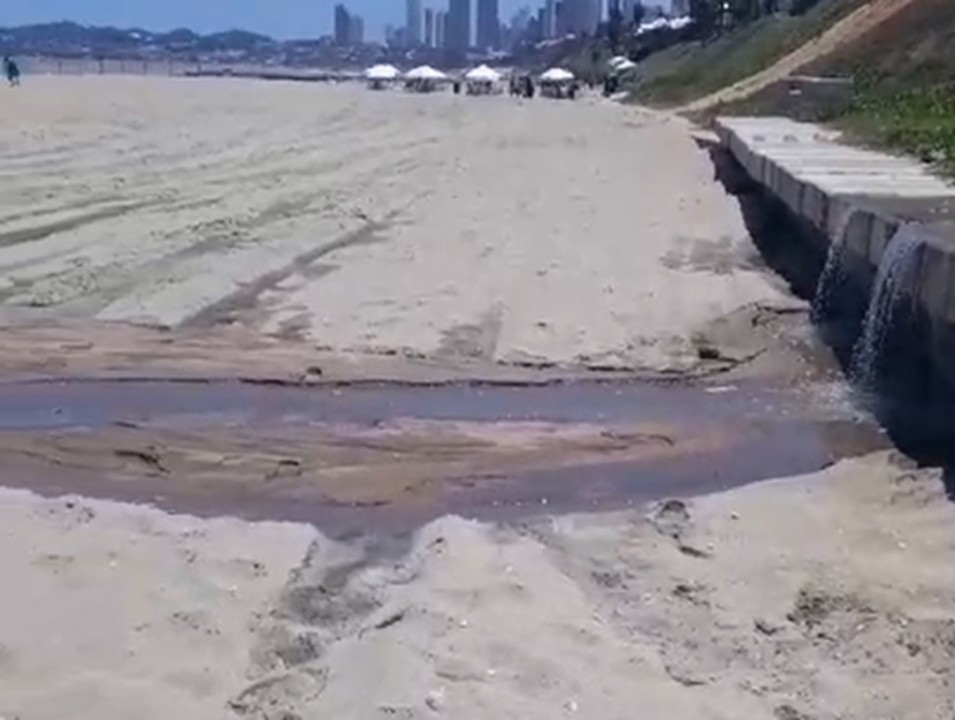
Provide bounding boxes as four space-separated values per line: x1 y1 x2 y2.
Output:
0 377 886 536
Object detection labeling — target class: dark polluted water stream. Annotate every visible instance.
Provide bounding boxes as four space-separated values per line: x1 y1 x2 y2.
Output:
0 377 857 430
0 377 887 534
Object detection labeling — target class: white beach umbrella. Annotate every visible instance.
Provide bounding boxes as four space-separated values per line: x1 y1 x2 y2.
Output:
365 64 400 80
406 65 447 80
540 67 575 82
465 64 501 82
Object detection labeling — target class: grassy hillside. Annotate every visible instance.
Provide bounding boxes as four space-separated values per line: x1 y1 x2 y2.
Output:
837 89 955 174
628 0 868 107
797 0 955 174
804 0 955 88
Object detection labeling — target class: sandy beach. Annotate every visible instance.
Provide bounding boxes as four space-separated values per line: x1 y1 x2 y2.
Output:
1 75 953 719
2 453 953 720
0 76 791 372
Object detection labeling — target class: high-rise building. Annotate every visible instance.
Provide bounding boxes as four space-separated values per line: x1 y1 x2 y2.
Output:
333 4 351 45
435 10 448 48
511 5 532 33
620 0 634 23
588 0 603 32
424 8 435 46
477 0 500 50
535 7 546 40
543 0 558 38
448 0 471 52
349 14 365 43
561 0 600 35
555 1 567 34
406 0 423 44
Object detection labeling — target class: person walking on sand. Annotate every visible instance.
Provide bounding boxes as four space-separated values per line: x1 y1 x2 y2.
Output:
3 57 21 87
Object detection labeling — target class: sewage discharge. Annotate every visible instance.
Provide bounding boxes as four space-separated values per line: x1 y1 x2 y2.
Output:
849 223 924 392
811 211 853 327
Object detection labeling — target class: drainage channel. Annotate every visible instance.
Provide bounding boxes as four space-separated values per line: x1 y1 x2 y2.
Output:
0 378 886 536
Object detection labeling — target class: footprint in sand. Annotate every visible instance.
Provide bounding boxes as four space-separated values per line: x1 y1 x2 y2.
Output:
31 553 76 575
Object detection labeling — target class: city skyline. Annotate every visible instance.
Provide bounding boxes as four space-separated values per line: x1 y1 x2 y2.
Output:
1 0 672 42
355 0 674 40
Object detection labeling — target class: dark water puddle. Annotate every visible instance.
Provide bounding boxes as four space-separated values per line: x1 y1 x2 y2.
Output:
0 416 883 539
0 378 887 535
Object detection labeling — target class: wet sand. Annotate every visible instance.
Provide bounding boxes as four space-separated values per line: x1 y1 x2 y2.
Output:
1 76 952 720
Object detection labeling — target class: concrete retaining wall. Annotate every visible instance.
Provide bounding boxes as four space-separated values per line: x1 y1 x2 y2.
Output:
715 117 955 390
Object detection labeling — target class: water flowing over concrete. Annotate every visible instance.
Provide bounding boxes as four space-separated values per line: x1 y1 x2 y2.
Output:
850 223 924 390
716 116 955 442
810 210 853 327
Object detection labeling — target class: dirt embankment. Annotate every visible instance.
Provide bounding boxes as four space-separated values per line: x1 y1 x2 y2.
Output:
679 0 921 112
801 0 955 88
629 0 922 112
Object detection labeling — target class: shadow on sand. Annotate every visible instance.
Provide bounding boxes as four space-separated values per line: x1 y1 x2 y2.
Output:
699 137 955 495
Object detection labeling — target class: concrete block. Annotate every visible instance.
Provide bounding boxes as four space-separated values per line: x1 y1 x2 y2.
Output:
803 184 828 231
764 160 777 193
777 168 806 216
941 253 955 327
737 141 756 177
843 210 874 261
928 243 955 389
918 240 953 322
730 130 746 158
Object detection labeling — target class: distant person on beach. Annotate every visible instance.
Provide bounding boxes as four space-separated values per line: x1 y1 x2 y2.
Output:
3 57 20 86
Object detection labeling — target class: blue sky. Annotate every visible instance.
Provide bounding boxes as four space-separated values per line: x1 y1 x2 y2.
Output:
2 1 521 40
3 0 668 41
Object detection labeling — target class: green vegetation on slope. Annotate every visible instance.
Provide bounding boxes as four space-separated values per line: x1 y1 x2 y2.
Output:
628 0 867 107
837 87 955 174
806 0 955 174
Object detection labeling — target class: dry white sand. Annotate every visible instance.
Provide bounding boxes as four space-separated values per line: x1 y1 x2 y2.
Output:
0 490 317 720
1 452 953 720
0 76 790 371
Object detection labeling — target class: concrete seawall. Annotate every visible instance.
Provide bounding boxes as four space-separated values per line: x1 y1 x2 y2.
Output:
715 117 955 398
